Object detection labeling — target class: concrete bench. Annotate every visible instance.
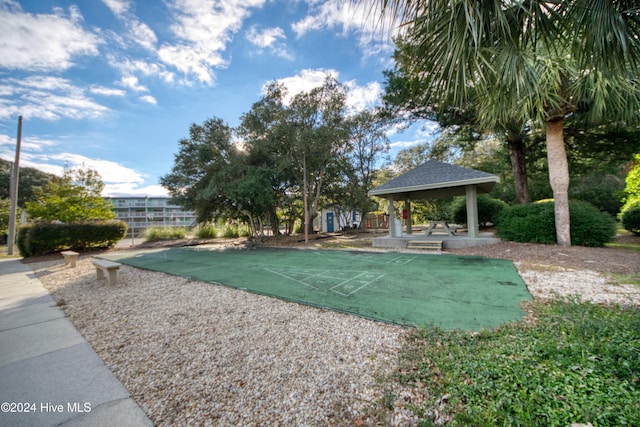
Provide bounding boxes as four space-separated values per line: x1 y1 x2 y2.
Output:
92 259 122 285
60 250 80 268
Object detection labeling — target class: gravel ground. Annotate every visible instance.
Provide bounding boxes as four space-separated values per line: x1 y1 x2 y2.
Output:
31 256 405 426
27 236 640 426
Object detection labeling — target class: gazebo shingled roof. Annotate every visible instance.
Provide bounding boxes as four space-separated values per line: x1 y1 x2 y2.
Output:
368 160 499 200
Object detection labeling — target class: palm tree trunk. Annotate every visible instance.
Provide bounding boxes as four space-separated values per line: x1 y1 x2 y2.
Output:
545 118 571 246
507 133 530 204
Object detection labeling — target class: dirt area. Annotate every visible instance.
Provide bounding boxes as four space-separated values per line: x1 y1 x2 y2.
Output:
448 236 640 274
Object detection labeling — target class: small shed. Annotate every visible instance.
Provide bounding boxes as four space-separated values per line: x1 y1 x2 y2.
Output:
368 160 500 238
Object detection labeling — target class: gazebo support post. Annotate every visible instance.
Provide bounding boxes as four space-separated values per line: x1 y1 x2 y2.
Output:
387 196 396 237
466 185 479 238
404 199 412 235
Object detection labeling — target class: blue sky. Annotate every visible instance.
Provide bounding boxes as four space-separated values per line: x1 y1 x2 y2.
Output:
0 0 435 196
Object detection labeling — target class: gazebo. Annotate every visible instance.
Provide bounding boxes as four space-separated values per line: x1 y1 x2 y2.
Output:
368 160 501 248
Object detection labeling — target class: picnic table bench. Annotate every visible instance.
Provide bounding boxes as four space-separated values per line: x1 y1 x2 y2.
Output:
60 250 80 268
92 259 122 285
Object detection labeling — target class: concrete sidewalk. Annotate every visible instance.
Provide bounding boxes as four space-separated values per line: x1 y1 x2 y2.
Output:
0 258 152 427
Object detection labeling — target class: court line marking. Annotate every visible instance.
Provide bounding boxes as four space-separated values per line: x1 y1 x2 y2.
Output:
329 272 385 295
350 253 417 265
265 268 384 296
386 255 417 265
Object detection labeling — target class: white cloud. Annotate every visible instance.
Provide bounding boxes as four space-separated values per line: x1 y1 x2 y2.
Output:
344 80 382 112
101 0 131 17
417 121 441 137
292 0 400 58
55 153 168 197
0 76 110 121
246 25 293 60
53 153 145 185
139 95 157 105
0 134 61 165
0 134 166 196
103 183 169 197
247 26 284 48
119 76 148 92
129 20 158 51
19 136 60 153
100 0 271 87
272 69 382 112
158 0 267 84
389 139 420 150
111 57 175 83
273 68 339 104
90 86 127 96
0 1 100 71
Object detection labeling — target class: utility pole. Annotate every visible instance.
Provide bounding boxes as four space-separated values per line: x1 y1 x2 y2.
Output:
7 116 23 256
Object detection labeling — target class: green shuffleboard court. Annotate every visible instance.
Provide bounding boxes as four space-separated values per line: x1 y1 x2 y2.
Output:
103 247 532 330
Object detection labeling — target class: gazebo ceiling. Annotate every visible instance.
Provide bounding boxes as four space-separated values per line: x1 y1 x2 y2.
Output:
368 160 500 200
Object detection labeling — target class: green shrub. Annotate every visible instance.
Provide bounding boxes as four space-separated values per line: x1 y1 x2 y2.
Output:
621 154 640 212
16 225 31 256
143 226 187 241
621 202 640 234
16 221 127 257
497 200 616 247
570 173 625 216
222 225 239 238
569 200 617 246
195 223 217 238
496 201 557 244
450 195 508 226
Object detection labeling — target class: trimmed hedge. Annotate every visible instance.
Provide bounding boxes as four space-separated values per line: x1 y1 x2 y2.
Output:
16 221 127 257
497 200 616 247
450 195 508 227
621 202 640 235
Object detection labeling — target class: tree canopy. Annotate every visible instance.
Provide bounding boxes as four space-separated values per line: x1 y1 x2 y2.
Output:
0 158 54 207
161 76 390 237
25 167 116 222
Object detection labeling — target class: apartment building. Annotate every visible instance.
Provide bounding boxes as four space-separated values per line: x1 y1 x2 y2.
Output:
105 196 197 237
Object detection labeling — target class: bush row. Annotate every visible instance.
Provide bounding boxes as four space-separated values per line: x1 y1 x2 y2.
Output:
496 200 616 247
17 221 128 257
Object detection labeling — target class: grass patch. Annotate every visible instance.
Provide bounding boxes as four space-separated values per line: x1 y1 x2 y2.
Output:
383 300 640 426
195 223 217 239
515 262 567 273
143 226 188 241
605 272 640 287
315 236 373 249
605 241 640 252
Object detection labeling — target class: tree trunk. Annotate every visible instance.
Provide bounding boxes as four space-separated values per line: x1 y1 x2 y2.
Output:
303 152 309 244
545 118 571 246
507 133 530 204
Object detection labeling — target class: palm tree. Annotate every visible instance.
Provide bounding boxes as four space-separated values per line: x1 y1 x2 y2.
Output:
371 0 640 246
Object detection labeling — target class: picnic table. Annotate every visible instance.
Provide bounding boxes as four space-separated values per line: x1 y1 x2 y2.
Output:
424 221 456 237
